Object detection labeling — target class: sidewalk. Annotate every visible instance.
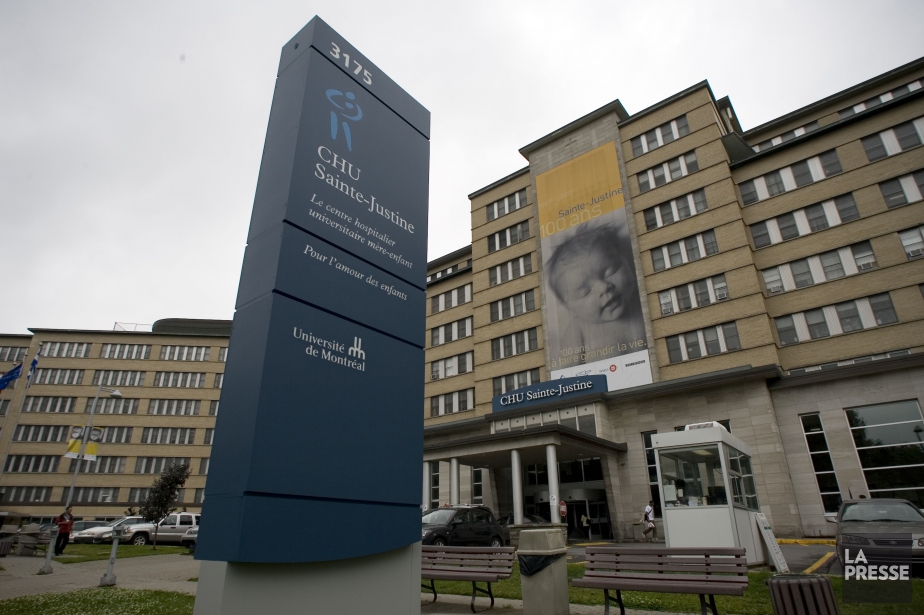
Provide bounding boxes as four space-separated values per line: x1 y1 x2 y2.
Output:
0 553 199 601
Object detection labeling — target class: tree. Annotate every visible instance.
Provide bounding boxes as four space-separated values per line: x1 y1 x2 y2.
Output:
139 463 191 548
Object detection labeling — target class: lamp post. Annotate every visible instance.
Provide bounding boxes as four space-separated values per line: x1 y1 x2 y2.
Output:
64 381 121 509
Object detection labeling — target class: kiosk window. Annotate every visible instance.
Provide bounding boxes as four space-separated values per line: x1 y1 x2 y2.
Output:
658 445 727 507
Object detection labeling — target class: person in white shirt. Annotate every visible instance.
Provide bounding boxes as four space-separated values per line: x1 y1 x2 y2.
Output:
641 500 656 541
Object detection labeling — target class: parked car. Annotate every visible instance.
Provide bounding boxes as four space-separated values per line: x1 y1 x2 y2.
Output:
182 527 197 549
421 506 505 547
120 512 200 546
830 499 924 569
496 513 548 545
67 520 106 542
72 516 144 544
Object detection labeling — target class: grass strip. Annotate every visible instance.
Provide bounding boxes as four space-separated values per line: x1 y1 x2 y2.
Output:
54 544 187 564
0 587 194 615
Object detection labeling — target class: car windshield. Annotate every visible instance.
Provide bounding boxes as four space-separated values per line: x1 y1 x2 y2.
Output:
841 502 924 522
421 510 456 525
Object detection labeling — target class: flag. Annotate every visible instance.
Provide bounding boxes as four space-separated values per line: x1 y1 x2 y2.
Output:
24 351 39 388
0 363 23 391
84 427 103 461
65 426 84 458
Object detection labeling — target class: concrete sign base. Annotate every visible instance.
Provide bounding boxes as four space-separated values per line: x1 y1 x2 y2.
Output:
193 542 422 615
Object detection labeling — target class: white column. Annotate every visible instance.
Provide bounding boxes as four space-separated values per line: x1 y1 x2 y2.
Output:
422 461 430 510
450 458 460 505
547 444 561 524
511 449 524 525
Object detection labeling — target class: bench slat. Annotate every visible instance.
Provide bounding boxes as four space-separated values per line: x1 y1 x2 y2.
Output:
573 577 747 596
583 571 747 584
422 571 504 582
585 547 745 556
584 563 746 575
587 554 745 565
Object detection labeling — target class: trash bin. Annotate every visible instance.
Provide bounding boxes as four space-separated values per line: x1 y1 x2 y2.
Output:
766 574 841 615
518 528 569 615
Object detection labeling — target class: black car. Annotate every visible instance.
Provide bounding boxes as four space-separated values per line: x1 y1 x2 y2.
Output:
421 506 505 547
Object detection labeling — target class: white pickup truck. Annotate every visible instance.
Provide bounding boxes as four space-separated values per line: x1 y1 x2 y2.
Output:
120 512 200 546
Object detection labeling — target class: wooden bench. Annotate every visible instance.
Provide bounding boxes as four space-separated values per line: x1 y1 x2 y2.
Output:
572 546 749 615
421 545 516 612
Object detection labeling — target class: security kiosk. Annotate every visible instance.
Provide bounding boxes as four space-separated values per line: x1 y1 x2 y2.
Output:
652 423 766 565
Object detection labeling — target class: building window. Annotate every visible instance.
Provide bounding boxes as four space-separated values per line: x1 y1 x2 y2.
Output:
791 160 813 187
666 322 740 363
134 457 191 474
100 344 151 359
13 425 70 442
141 427 196 445
835 301 863 333
430 317 472 347
4 455 60 473
430 352 473 380
777 212 799 240
805 204 829 232
862 134 887 162
851 241 876 270
1 486 51 503
93 370 145 387
148 399 200 416
835 194 860 222
34 369 84 385
23 397 77 413
637 151 698 193
204 428 214 445
0 346 28 362
641 432 661 518
879 178 908 208
471 469 483 505
820 251 845 280
128 488 151 503
750 221 771 248
152 372 207 388
40 342 92 358
487 220 530 253
101 426 133 443
429 388 474 417
846 400 924 508
869 293 898 325
805 309 830 340
431 284 472 314
650 229 719 272
428 259 472 283
68 487 119 504
194 489 205 504
486 188 528 222
491 328 539 360
93 398 139 414
763 268 783 294
214 373 223 388
69 457 126 474
899 226 924 259
493 368 541 396
160 346 211 361
488 254 532 287
0 400 10 416
765 170 786 196
218 347 228 362
209 400 219 416
630 114 690 157
800 414 843 514
490 290 536 322
199 458 210 475
775 316 798 346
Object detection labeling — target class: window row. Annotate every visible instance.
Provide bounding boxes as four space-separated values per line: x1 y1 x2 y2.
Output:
0 346 28 362
33 369 84 385
486 188 528 222
140 427 197 445
70 456 126 474
1 486 51 503
430 317 472 347
427 259 472 283
429 388 474 417
799 413 842 513
492 368 541 397
23 396 78 413
101 426 133 443
161 345 212 361
487 220 530 253
879 169 924 209
899 225 924 259
4 455 60 473
431 283 471 314
666 322 741 364
100 343 152 360
19 396 218 416
750 193 860 249
752 120 819 152
861 117 924 163
491 328 539 360
788 349 910 375
490 290 536 322
13 424 70 442
135 457 194 474
838 79 922 119
430 352 473 381
152 372 209 388
650 229 718 272
775 293 898 346
40 342 91 358
149 399 202 416
93 398 141 414
637 151 699 193
739 150 842 205
643 189 708 231
630 114 691 157
761 241 876 294
488 254 533 287
658 274 728 316
93 370 145 387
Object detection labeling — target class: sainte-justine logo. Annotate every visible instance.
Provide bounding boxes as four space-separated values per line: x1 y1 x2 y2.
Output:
293 327 366 372
326 88 363 151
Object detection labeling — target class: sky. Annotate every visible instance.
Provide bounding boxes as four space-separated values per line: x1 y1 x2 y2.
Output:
2 0 923 335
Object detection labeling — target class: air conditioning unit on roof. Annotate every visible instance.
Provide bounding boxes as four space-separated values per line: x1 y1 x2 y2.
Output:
858 261 875 270
684 421 729 432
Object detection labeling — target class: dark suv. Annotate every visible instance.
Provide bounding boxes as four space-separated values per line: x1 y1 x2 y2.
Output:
421 506 505 547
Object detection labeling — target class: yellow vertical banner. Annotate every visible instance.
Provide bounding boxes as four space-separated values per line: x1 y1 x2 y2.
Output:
64 426 83 458
84 427 103 461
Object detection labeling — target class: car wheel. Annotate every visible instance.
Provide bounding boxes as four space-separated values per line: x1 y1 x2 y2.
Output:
131 534 148 546
432 537 446 547
490 536 503 548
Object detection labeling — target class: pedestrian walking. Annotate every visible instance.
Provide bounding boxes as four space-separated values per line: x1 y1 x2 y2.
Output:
641 500 656 541
580 512 591 540
53 506 75 555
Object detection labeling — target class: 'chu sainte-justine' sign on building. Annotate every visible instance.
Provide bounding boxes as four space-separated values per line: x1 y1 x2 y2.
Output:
535 143 653 392
197 17 429 564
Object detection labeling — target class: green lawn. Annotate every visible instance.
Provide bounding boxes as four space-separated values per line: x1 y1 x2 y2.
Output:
0 588 194 615
428 563 924 614
54 543 188 564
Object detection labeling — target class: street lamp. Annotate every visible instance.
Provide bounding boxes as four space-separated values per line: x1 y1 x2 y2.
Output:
64 381 122 508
